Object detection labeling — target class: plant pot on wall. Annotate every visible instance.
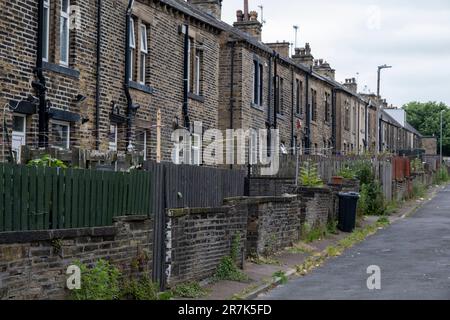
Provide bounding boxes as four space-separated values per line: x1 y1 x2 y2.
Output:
331 176 344 185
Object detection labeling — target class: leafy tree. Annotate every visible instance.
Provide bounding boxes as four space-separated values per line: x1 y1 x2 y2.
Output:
403 101 450 156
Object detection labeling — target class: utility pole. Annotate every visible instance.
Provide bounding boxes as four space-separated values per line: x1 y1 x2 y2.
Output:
441 110 444 165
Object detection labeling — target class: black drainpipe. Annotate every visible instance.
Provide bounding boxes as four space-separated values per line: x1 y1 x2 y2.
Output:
267 55 272 127
229 41 236 131
290 66 295 155
305 70 311 153
331 88 337 154
182 23 190 130
273 51 278 129
95 0 102 149
124 0 134 148
33 0 48 149
365 103 369 151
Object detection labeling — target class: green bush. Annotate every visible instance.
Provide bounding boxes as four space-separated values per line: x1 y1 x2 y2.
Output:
121 275 161 300
213 234 248 282
71 259 121 300
337 166 356 179
28 154 68 169
171 282 208 299
299 161 323 187
434 167 449 185
358 182 385 216
353 160 375 185
411 158 424 174
411 182 426 199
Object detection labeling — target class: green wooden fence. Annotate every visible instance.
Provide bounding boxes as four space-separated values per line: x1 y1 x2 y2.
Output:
0 164 152 232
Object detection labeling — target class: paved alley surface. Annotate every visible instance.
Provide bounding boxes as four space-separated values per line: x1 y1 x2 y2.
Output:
258 185 450 300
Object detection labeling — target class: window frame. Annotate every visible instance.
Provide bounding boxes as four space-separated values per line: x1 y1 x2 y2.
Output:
191 133 201 166
139 24 148 85
253 60 263 106
43 0 50 62
109 124 118 152
59 0 70 66
129 18 136 81
194 50 201 96
51 119 70 150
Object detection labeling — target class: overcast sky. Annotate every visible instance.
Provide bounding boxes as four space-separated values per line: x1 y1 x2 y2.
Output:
221 0 450 107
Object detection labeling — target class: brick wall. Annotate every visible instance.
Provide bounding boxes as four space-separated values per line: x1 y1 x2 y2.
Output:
241 196 303 256
0 216 153 300
296 187 333 229
249 177 295 197
165 206 247 287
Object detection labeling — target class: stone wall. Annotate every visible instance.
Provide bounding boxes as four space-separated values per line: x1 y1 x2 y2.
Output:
296 187 334 229
241 196 303 256
165 206 247 287
0 216 153 300
249 177 296 197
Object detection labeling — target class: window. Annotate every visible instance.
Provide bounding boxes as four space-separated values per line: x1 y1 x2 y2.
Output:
194 50 202 95
109 124 118 151
276 77 284 115
325 92 331 123
139 24 148 85
295 79 302 115
136 129 147 161
60 0 70 66
344 103 350 131
12 115 26 163
191 133 201 166
129 18 136 81
187 39 203 96
253 60 263 106
51 120 70 150
249 130 258 165
311 89 317 122
43 0 50 62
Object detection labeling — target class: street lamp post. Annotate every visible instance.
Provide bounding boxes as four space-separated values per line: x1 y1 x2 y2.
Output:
376 64 392 153
377 64 392 99
441 110 444 165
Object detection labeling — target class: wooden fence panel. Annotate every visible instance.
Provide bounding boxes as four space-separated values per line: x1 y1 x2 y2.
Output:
0 164 152 232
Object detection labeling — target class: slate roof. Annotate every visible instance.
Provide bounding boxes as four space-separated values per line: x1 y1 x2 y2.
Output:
157 0 366 101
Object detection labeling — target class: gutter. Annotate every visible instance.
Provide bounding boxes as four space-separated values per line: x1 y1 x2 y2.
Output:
124 0 135 149
95 0 102 149
33 0 48 149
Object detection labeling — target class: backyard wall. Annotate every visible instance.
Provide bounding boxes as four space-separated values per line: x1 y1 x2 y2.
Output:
165 206 247 287
296 187 334 228
0 216 153 300
241 196 303 256
249 177 296 197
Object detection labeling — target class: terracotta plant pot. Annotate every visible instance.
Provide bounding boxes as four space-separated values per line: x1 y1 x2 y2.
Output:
331 176 344 185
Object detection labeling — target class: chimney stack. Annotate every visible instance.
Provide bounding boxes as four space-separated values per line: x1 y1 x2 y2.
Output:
292 43 314 67
234 0 263 41
313 59 335 80
265 41 291 58
188 0 223 20
343 78 358 94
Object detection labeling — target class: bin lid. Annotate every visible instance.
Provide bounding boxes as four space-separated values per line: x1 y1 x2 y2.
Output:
338 192 360 198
